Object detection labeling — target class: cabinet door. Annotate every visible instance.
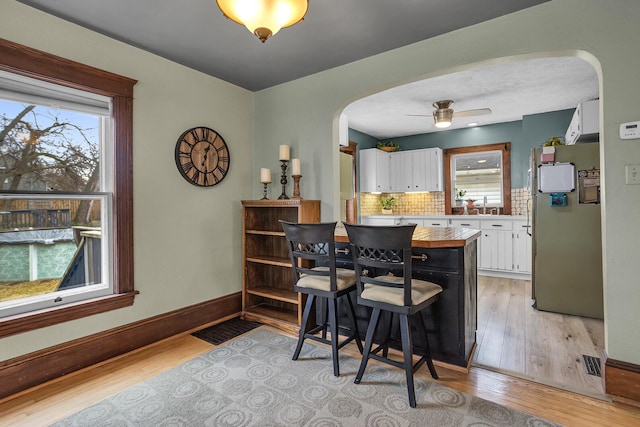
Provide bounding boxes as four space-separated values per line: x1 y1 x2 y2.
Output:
410 150 428 191
388 151 409 192
359 148 377 193
513 222 532 273
424 148 443 191
376 150 391 192
479 230 513 270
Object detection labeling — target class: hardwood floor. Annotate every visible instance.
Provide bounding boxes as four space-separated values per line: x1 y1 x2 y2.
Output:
1 323 639 426
474 276 606 398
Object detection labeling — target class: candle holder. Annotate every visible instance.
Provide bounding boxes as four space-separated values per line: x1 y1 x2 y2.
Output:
278 160 289 199
260 182 270 200
292 175 302 199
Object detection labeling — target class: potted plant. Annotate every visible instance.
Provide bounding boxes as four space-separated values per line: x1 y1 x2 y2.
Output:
379 196 396 214
455 188 466 206
376 141 400 152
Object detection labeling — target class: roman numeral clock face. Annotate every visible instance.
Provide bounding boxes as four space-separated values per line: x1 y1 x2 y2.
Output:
175 127 230 187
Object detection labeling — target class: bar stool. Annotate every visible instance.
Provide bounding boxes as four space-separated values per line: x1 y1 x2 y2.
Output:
281 221 363 377
343 222 443 408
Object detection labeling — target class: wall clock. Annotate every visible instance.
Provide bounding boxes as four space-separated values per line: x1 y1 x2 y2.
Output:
175 126 230 187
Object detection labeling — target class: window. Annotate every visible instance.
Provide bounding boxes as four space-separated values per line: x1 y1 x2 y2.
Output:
451 150 503 206
443 142 511 215
0 38 136 338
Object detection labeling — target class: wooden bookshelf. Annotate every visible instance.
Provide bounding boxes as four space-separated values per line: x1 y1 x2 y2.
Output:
241 199 320 333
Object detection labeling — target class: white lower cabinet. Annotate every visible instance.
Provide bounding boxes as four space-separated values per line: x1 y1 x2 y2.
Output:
479 229 514 270
513 221 532 274
360 216 400 225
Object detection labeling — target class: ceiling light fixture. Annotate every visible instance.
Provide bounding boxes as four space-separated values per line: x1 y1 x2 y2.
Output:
216 0 309 43
433 107 453 128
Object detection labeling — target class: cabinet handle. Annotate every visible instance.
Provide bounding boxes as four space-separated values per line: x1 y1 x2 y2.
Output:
460 223 471 226
431 223 441 226
491 224 503 227
411 254 429 261
335 248 350 255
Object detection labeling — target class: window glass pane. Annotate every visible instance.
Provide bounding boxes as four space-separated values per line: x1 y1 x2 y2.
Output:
452 151 503 205
0 99 102 193
0 195 110 314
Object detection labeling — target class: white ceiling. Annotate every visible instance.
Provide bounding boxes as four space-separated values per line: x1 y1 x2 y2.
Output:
344 56 599 139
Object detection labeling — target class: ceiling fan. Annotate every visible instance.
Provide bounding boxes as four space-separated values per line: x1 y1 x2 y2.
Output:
407 100 492 128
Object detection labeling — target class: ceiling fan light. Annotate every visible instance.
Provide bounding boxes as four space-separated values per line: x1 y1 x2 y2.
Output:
217 0 308 42
433 108 453 128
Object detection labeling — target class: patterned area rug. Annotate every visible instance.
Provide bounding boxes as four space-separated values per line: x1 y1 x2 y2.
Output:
53 329 562 426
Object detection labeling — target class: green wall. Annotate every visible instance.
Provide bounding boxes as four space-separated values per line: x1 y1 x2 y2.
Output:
1 2 254 361
254 1 640 364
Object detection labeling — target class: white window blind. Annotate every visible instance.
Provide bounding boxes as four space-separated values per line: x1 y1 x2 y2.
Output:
0 70 111 116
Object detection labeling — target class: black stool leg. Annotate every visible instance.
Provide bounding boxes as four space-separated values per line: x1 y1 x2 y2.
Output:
418 310 438 379
381 312 394 358
355 307 381 384
293 294 315 361
399 314 417 408
328 297 340 376
321 298 328 340
345 292 363 353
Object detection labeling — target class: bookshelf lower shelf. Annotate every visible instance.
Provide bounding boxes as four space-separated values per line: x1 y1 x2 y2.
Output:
247 286 297 304
243 303 299 333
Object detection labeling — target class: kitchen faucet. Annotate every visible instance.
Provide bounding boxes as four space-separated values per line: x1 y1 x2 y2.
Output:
482 196 488 214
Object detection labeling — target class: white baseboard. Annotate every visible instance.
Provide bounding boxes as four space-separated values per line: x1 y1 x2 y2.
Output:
478 269 531 280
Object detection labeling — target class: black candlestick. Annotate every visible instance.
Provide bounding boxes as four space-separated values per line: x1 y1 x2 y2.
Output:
278 160 289 199
260 182 269 200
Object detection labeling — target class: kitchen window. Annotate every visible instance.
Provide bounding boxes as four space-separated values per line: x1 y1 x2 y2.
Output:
444 142 511 215
0 39 136 338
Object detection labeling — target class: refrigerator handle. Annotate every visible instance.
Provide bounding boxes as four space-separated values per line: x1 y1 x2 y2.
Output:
526 196 532 236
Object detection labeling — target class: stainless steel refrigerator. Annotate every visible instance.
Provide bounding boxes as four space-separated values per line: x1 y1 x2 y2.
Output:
530 143 603 319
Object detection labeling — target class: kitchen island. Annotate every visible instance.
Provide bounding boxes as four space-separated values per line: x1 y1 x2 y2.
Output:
332 224 481 370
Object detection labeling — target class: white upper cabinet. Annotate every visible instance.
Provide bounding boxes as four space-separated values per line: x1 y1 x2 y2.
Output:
359 148 443 193
360 148 390 192
414 148 443 191
565 99 599 145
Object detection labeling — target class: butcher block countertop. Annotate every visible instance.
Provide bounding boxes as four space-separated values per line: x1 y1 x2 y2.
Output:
334 224 480 249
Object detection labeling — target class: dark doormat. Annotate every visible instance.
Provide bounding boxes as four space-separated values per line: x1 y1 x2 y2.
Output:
192 317 262 346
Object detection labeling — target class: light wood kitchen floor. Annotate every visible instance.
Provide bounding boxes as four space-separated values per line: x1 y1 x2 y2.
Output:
474 275 606 398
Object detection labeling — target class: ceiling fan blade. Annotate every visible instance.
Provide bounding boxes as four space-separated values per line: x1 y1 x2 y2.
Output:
453 108 492 117
404 114 431 117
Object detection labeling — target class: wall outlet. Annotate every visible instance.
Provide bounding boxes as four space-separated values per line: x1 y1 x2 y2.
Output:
625 164 640 185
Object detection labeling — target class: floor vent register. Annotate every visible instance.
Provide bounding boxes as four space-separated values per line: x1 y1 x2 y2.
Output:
582 355 602 377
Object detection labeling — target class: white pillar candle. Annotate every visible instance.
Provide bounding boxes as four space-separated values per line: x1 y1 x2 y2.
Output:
279 145 290 161
291 158 301 175
260 168 271 183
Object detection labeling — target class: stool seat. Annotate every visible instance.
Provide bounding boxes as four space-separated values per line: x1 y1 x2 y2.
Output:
297 267 356 292
363 277 442 306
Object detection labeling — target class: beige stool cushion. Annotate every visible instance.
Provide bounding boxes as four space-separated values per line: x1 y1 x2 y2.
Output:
361 276 443 306
297 267 356 291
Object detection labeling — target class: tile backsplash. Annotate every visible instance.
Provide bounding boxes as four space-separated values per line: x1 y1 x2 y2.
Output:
360 188 530 216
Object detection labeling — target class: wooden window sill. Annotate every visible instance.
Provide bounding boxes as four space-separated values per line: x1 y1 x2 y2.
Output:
0 291 138 339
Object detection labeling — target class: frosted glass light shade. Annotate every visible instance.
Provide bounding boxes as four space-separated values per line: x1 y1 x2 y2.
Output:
217 0 308 42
